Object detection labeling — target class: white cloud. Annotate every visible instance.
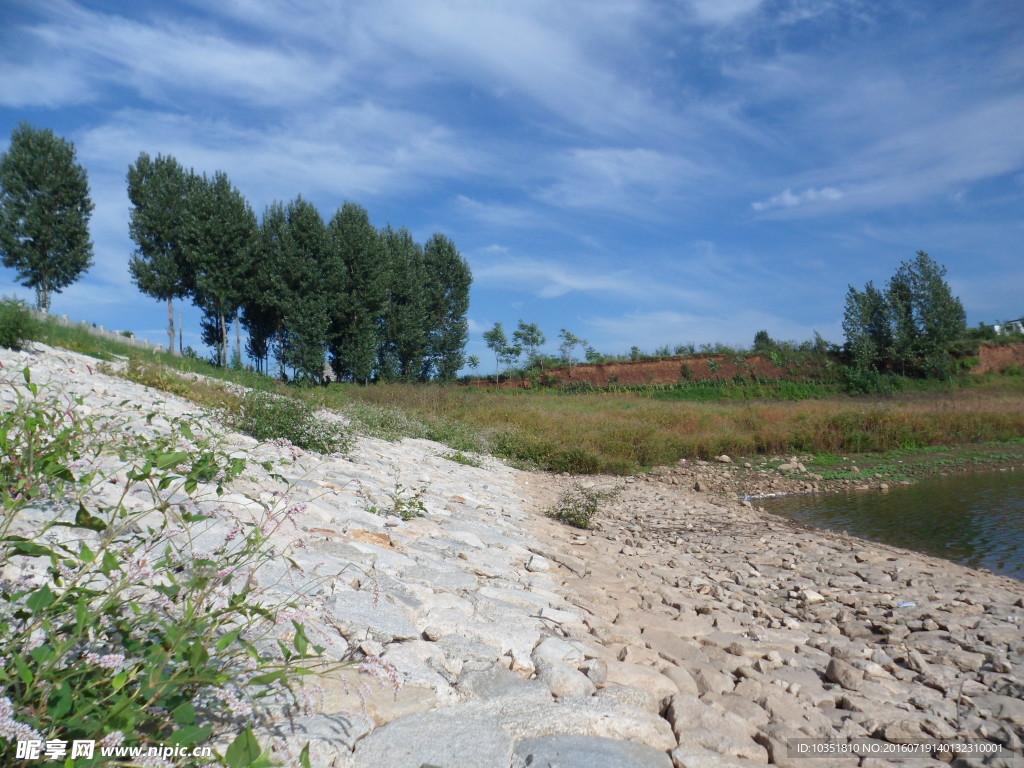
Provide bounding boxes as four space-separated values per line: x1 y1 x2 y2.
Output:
537 148 706 213
16 0 339 107
751 186 845 212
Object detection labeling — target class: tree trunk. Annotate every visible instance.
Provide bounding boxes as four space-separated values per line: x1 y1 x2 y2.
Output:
235 310 241 368
179 311 184 355
219 309 227 368
167 297 175 354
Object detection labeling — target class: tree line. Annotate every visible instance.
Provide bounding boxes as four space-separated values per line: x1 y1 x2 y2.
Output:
0 123 472 383
127 152 471 383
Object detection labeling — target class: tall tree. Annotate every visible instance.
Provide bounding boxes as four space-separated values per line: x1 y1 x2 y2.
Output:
378 226 428 381
421 233 471 381
281 197 330 383
127 152 191 352
184 171 257 367
242 202 289 375
327 203 386 384
0 123 93 312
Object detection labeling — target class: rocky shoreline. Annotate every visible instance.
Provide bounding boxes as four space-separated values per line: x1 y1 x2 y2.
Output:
2 344 1022 767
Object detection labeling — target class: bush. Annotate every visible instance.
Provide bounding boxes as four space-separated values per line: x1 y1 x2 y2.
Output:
545 483 620 529
232 390 353 455
0 367 346 766
0 298 38 350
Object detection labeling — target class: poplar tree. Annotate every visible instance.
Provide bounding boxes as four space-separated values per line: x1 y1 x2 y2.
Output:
421 233 471 381
327 203 386 384
378 225 428 381
281 197 330 383
0 123 93 312
127 152 191 353
184 171 257 367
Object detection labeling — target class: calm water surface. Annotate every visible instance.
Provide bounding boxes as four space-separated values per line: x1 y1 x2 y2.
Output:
758 470 1024 580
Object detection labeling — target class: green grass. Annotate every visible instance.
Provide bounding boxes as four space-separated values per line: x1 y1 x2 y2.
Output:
23 312 1024 476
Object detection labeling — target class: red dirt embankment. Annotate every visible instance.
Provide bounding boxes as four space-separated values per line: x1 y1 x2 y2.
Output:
472 342 1024 389
971 343 1024 374
477 353 827 389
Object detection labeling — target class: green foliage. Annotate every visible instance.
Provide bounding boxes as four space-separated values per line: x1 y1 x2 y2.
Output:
483 322 521 382
843 251 966 381
421 234 471 382
232 391 353 455
127 152 193 353
513 321 546 370
184 171 259 368
0 123 94 312
378 226 429 381
442 450 483 468
328 203 387 384
367 482 429 520
545 484 620 529
0 298 38 350
0 369 343 766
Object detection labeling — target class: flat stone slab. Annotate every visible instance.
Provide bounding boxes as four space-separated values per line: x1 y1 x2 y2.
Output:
514 734 674 768
352 709 512 768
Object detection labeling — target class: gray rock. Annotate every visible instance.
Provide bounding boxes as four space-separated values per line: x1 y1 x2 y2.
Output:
536 659 596 699
326 588 419 644
514 734 673 768
457 661 551 702
352 709 512 768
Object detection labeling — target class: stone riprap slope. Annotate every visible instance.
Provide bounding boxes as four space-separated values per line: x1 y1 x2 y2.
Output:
1 344 1022 768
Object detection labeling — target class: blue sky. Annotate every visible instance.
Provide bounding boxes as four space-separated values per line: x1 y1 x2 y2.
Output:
1 0 1022 368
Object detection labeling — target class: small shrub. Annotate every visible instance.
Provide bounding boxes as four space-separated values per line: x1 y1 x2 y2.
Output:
546 483 620 529
233 390 353 455
443 450 483 468
368 482 429 520
0 298 38 351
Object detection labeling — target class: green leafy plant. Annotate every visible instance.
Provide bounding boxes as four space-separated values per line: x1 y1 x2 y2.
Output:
442 450 482 468
367 482 429 520
232 390 352 455
0 298 38 351
0 367 349 767
545 483 620 529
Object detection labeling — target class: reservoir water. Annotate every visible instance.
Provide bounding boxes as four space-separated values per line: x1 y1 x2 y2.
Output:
758 470 1024 580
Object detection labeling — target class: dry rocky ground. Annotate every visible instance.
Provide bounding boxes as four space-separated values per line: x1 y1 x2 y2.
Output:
1 344 1022 767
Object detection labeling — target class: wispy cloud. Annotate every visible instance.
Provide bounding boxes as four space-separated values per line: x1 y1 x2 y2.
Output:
18 0 337 107
752 186 845 212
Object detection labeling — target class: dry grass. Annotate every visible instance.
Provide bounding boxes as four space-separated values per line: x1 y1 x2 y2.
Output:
330 378 1024 474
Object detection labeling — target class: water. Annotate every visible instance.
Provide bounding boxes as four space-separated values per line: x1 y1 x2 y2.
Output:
758 470 1024 580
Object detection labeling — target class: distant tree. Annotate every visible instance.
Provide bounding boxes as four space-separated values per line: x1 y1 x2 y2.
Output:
327 202 387 384
752 330 777 353
378 226 428 381
127 152 192 353
842 281 890 373
183 171 257 367
0 123 93 312
889 251 966 378
421 233 471 381
843 251 965 379
466 355 480 372
513 320 546 370
483 322 520 382
243 201 290 375
558 329 587 373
